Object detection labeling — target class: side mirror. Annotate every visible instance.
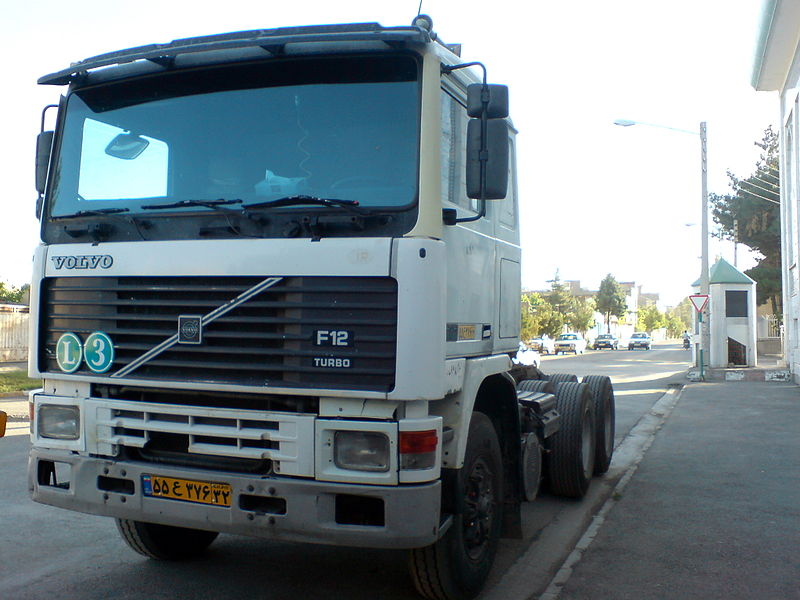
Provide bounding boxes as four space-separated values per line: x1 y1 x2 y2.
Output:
35 131 54 195
466 119 508 200
467 84 509 119
105 133 149 160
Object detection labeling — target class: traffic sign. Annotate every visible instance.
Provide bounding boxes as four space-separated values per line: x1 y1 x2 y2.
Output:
689 294 709 313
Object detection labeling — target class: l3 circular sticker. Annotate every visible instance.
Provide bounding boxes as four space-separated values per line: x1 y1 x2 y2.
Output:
84 332 115 373
56 332 83 373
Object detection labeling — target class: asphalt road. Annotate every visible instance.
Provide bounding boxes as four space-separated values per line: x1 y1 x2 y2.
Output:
0 343 691 600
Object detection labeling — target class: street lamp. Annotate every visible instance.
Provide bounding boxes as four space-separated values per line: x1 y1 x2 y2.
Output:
614 118 709 377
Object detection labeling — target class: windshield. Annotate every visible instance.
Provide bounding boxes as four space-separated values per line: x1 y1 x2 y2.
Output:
48 55 420 221
558 334 577 340
598 334 612 339
632 333 647 338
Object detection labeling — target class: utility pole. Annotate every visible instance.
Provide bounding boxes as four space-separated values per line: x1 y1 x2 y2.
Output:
700 122 710 376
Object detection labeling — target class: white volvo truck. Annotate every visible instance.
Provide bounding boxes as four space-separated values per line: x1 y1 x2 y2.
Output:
18 17 615 600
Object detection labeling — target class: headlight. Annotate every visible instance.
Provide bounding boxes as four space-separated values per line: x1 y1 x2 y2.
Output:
38 404 81 440
334 431 390 472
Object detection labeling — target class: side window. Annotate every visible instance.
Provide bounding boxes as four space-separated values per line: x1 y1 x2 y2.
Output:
499 137 517 229
78 119 169 201
440 89 477 213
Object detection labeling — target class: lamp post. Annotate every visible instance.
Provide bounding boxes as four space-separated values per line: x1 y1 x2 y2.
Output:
614 119 709 376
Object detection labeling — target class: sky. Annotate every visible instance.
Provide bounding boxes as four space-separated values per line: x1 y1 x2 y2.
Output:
0 0 778 307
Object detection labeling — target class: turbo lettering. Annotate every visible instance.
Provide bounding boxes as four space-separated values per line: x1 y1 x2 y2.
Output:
313 357 352 368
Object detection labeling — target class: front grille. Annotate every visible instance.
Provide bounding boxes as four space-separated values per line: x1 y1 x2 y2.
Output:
89 399 316 476
40 276 397 391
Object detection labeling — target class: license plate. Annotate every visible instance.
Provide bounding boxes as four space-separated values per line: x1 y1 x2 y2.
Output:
458 324 477 341
142 474 232 507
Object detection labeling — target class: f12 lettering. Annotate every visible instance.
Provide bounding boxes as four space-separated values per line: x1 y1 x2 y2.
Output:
315 330 351 346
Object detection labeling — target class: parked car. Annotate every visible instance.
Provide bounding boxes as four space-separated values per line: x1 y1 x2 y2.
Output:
628 332 652 350
593 333 619 350
554 333 587 355
528 335 555 355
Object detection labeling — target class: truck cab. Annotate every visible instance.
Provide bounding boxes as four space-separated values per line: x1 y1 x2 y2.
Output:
27 18 609 600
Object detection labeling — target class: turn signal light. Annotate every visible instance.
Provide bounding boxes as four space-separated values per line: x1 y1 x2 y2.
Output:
399 430 438 454
399 430 438 470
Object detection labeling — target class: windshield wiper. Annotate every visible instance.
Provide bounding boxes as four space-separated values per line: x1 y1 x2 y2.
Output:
243 195 365 212
52 207 130 219
140 199 243 211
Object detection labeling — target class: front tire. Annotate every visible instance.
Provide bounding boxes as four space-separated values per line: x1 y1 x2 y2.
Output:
115 519 219 560
409 412 503 600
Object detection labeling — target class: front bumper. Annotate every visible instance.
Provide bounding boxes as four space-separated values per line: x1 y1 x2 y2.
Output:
29 448 442 549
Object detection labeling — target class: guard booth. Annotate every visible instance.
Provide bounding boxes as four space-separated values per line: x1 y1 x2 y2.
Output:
693 258 758 368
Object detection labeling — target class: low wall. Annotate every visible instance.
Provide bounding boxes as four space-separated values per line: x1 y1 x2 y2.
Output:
757 338 782 355
0 312 29 362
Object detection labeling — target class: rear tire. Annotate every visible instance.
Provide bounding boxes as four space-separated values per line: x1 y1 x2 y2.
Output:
582 375 615 474
547 382 595 498
517 379 554 394
409 412 503 600
546 373 578 386
115 519 218 560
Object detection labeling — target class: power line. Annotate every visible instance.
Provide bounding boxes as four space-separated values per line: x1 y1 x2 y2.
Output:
739 187 780 205
739 178 780 199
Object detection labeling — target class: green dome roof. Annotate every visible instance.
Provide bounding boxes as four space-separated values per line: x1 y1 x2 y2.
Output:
692 257 755 286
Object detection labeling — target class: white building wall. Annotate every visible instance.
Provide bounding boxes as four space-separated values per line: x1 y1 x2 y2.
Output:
780 73 800 380
753 1 800 382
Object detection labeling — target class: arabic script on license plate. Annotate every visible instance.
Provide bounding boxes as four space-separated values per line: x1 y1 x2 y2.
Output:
142 474 232 507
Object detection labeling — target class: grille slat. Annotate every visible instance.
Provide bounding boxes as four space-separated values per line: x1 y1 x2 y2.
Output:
41 276 397 391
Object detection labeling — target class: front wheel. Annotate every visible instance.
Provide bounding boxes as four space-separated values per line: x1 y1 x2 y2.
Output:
409 412 503 600
115 519 219 560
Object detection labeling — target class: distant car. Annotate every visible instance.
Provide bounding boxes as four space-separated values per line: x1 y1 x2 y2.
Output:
593 333 619 350
628 332 652 350
528 335 555 355
554 333 587 355
514 341 541 367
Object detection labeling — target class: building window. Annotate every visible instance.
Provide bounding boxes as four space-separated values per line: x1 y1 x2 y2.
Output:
725 290 748 317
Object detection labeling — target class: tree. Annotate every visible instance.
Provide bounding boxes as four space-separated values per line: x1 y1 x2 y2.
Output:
521 292 564 339
520 293 537 341
0 281 28 304
536 302 565 339
710 126 781 312
567 296 596 335
546 271 572 316
665 298 694 336
595 274 627 332
638 304 665 334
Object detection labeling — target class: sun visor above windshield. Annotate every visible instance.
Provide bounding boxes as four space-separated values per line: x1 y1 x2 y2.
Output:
38 23 431 86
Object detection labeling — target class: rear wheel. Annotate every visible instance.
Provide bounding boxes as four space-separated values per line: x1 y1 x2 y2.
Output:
547 373 578 386
115 519 219 560
517 379 554 394
409 412 503 600
582 375 615 474
547 382 595 498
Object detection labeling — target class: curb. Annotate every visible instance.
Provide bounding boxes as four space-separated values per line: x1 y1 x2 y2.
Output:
687 368 792 382
0 391 30 399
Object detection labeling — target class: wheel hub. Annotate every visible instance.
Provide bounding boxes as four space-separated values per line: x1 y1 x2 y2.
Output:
463 458 495 560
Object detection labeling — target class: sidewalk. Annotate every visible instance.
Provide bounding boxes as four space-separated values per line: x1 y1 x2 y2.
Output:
551 380 800 599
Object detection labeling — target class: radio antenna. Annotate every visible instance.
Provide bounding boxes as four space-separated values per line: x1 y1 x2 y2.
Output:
417 0 423 16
